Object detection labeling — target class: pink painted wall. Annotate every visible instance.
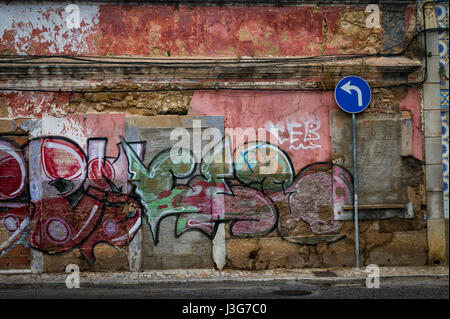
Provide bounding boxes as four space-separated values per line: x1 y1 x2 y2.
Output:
0 3 378 57
189 90 339 172
399 88 423 161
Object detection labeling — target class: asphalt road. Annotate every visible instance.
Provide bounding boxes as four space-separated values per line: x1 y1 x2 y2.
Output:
0 277 448 299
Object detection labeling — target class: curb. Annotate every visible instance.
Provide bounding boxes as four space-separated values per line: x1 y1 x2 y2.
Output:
295 274 449 286
0 273 447 289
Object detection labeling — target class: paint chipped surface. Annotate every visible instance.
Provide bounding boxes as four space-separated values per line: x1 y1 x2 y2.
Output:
2 92 71 118
0 3 99 55
0 4 365 57
96 5 344 57
188 90 337 172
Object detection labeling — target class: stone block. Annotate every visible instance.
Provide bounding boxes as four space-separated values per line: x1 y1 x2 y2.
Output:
426 191 445 219
425 31 440 57
424 110 444 137
427 218 447 266
446 219 449 265
424 137 443 164
226 238 307 270
321 239 356 268
423 83 441 110
425 164 444 191
87 92 109 102
0 97 9 118
90 244 129 272
213 223 226 270
0 119 16 133
426 56 442 84
129 229 142 272
368 231 427 266
44 250 90 273
445 199 449 219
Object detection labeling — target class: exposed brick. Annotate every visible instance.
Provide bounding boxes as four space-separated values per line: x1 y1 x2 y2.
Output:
0 257 7 269
0 97 9 117
0 119 16 133
2 245 22 257
6 256 30 268
19 246 30 257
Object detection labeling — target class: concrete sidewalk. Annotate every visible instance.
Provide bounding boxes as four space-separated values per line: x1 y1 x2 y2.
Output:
0 266 448 288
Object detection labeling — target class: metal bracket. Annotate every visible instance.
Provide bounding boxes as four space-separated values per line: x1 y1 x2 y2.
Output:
335 202 415 220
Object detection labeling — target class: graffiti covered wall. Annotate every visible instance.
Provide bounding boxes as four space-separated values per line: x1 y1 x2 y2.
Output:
1 114 146 270
1 110 354 270
1 86 427 271
0 2 429 271
188 90 427 269
1 111 354 270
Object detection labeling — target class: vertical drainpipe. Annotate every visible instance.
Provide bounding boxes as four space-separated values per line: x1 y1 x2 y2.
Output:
422 0 447 266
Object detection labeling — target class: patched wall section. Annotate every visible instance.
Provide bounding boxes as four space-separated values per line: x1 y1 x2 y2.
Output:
0 91 428 271
330 112 421 205
0 2 429 272
127 116 222 270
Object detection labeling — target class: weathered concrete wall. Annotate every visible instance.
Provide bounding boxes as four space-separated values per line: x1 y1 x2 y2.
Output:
1 114 145 271
1 2 428 271
189 90 337 172
0 3 416 57
330 112 420 205
0 88 427 271
128 116 219 270
0 89 194 119
188 88 427 269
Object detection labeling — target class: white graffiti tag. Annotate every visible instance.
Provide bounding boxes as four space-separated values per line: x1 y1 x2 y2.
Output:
265 118 321 150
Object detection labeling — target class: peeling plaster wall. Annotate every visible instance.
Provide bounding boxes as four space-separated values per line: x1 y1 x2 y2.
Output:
0 88 428 271
0 3 99 55
1 3 416 57
189 88 427 269
0 2 428 271
189 90 337 172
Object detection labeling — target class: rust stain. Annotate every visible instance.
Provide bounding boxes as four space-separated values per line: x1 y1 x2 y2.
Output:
92 5 345 57
0 4 406 57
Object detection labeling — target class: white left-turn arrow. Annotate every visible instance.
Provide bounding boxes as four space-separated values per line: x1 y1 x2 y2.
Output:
341 80 362 107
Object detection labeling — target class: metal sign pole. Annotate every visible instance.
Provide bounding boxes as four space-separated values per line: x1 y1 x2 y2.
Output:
335 75 370 270
352 113 360 269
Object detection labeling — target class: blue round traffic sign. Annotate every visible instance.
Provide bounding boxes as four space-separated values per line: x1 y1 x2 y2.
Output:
334 76 371 113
